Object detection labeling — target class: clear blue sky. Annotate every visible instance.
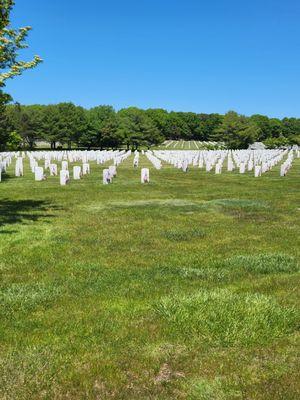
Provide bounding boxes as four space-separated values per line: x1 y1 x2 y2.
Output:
6 0 300 118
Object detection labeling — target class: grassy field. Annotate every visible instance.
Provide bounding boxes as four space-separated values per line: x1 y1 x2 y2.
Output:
157 141 224 150
0 154 299 399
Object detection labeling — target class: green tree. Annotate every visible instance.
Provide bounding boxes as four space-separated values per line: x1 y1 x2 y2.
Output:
55 103 88 148
0 0 42 150
40 105 62 149
117 107 162 149
6 129 22 149
268 118 282 138
0 91 11 150
6 103 43 149
249 114 272 141
164 112 190 140
145 108 169 138
281 118 300 143
84 105 121 149
263 136 289 148
215 111 260 149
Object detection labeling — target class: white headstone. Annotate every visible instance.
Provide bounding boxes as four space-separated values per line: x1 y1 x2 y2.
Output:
141 168 150 183
254 165 262 177
15 157 23 177
61 161 68 171
108 165 117 177
60 170 70 185
215 163 222 174
73 166 81 180
35 166 44 181
82 163 90 175
182 160 188 172
103 169 111 184
50 164 58 176
239 163 246 174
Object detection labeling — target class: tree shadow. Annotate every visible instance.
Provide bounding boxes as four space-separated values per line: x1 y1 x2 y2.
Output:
0 172 11 182
0 199 61 234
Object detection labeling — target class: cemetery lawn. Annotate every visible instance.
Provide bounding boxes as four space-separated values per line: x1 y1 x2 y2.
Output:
0 155 299 400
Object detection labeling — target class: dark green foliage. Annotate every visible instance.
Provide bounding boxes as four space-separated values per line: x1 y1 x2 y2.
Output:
214 111 261 149
2 104 299 150
83 105 120 149
117 107 163 149
264 136 289 149
6 103 43 149
0 90 11 151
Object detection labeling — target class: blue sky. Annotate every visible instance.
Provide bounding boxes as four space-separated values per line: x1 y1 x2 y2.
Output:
6 0 300 117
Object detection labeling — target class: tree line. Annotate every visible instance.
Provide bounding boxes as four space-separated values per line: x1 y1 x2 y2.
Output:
0 102 299 151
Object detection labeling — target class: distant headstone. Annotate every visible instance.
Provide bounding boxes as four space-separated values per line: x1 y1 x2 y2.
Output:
73 166 81 180
61 161 68 171
60 170 70 185
103 169 111 184
215 163 222 174
254 165 262 177
248 142 266 150
35 166 44 181
108 165 117 177
182 160 188 172
82 163 90 175
15 157 24 177
239 163 246 174
50 164 58 176
141 168 150 183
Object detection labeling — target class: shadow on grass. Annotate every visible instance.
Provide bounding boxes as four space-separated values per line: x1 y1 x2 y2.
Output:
0 172 12 182
0 199 61 234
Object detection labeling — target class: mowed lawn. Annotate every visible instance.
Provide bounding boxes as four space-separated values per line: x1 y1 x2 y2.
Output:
156 141 221 150
0 155 299 399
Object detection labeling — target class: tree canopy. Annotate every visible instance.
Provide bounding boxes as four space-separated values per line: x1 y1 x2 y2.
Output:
0 0 42 150
1 104 299 150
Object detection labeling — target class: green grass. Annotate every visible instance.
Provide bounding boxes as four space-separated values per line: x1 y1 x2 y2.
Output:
156 140 225 150
156 289 298 346
0 154 299 399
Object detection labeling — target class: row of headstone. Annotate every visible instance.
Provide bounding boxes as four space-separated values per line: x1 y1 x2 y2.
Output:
0 153 12 181
153 149 298 177
26 149 126 164
145 151 162 169
280 151 294 176
165 140 173 148
133 151 139 168
0 148 298 185
6 149 131 185
15 157 24 176
114 150 131 166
